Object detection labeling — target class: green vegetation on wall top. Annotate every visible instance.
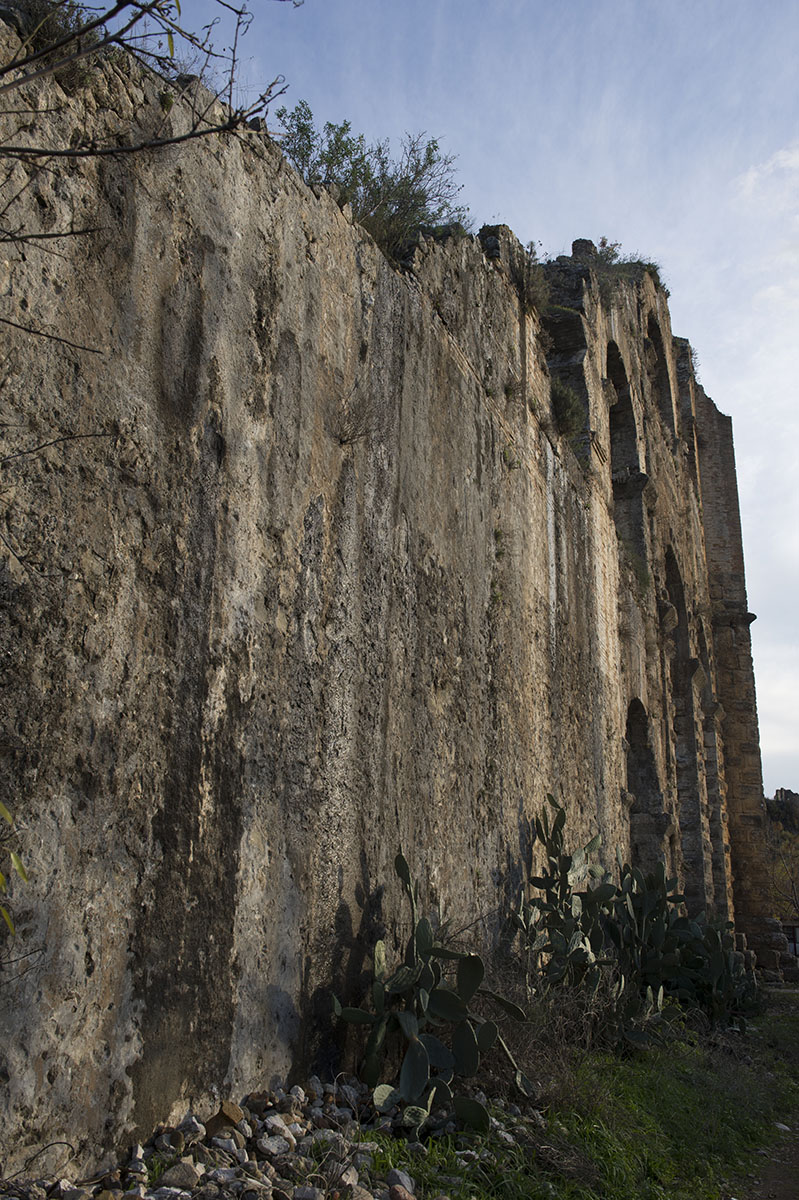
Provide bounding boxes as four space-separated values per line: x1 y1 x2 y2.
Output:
276 100 470 261
589 237 669 301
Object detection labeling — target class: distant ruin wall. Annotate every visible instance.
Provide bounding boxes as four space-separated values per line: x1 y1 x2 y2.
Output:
0 26 770 1174
694 393 773 957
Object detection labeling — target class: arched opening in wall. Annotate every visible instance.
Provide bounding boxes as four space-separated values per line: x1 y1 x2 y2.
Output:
664 547 713 914
543 305 589 444
646 315 676 437
626 699 670 874
673 338 700 488
607 341 647 565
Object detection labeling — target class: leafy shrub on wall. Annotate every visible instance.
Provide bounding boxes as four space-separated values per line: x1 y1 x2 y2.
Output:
276 100 470 260
550 377 585 439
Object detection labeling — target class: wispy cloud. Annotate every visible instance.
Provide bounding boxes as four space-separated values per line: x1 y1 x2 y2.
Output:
737 143 799 208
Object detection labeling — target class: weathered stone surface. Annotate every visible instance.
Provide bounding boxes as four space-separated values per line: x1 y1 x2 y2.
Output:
157 1163 201 1190
0 20 770 1175
256 1138 292 1159
386 1170 415 1194
204 1103 245 1140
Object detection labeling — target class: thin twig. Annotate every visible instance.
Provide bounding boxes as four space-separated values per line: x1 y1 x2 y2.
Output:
0 944 45 968
0 2 156 94
0 112 254 157
0 226 99 242
0 526 71 579
7 1141 76 1180
0 431 113 466
0 957 46 986
0 315 102 353
0 158 47 222
0 104 64 116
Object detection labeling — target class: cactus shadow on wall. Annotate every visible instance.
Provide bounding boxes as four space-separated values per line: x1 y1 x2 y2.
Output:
293 850 387 1082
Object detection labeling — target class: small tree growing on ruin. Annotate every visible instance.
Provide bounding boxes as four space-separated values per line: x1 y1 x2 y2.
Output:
276 99 470 260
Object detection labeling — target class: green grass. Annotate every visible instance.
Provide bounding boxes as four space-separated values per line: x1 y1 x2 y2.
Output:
559 1039 784 1199
145 1151 177 1185
354 994 799 1200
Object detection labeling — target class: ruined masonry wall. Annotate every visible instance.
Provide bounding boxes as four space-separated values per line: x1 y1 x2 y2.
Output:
694 392 772 954
0 33 770 1175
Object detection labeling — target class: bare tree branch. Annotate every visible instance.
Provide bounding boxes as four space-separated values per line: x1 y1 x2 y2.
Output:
0 314 103 352
0 224 98 241
0 430 113 466
0 3 164 95
0 103 277 158
0 2 298 341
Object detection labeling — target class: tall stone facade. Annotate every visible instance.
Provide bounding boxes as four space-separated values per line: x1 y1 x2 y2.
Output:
538 241 773 938
0 25 772 1173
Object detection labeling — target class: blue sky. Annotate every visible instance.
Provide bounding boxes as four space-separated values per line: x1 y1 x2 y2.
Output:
192 0 798 795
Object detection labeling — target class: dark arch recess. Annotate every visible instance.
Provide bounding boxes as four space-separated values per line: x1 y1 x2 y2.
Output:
646 315 676 435
607 341 647 563
626 699 669 874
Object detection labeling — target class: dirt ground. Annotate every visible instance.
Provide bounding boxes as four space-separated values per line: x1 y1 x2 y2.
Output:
738 1131 799 1200
734 988 799 1200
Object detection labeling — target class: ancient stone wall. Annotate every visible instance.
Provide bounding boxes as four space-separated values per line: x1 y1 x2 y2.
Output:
541 246 742 926
694 391 774 956
0 26 772 1174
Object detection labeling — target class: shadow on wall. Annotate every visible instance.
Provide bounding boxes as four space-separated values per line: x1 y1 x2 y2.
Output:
293 850 387 1083
297 827 540 1082
264 984 302 1089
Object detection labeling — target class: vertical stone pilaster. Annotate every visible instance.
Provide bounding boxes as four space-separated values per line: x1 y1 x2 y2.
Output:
695 392 773 955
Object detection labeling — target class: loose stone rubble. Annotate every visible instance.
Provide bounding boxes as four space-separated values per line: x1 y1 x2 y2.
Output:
0 1079 538 1200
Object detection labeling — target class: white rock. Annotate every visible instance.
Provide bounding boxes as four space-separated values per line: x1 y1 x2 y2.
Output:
256 1135 291 1157
208 1167 239 1184
158 1161 201 1190
386 1167 415 1194
339 1084 360 1110
212 1137 239 1154
338 1165 359 1187
177 1115 206 1142
263 1114 296 1149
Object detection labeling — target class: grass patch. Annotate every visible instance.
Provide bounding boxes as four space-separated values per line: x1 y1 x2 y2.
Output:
355 993 799 1199
145 1151 177 1185
559 1034 789 1199
550 378 585 439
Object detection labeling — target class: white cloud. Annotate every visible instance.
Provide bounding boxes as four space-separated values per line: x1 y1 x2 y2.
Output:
737 143 799 208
